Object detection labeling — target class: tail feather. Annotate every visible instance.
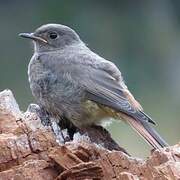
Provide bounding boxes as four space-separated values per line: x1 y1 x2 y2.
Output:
125 115 168 149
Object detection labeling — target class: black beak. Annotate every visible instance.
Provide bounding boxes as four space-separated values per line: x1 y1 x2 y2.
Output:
19 33 48 43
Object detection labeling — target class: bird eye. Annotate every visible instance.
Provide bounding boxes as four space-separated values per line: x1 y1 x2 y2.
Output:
49 32 58 39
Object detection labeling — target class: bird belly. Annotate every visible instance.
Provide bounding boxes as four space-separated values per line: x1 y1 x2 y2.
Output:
71 100 119 128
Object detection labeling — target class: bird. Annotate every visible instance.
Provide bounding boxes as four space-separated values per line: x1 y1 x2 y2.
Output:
19 23 168 149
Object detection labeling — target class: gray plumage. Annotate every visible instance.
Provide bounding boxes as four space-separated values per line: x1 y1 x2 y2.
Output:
19 24 168 149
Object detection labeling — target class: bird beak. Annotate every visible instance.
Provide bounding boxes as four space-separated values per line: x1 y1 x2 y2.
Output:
19 33 48 44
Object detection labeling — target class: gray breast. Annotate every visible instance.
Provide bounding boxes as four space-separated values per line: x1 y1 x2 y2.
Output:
28 54 58 103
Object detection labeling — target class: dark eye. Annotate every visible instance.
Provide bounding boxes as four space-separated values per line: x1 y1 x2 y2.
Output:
49 32 58 39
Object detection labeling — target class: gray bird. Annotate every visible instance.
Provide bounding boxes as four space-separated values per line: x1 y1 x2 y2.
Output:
19 24 168 149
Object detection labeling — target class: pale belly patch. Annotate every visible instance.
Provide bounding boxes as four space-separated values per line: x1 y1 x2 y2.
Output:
80 100 124 127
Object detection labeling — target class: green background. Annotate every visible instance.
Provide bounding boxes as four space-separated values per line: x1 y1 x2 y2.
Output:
0 0 179 157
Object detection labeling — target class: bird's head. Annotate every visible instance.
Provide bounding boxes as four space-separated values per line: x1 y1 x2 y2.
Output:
19 24 81 52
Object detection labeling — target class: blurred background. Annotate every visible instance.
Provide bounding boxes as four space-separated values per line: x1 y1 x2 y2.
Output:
0 0 179 157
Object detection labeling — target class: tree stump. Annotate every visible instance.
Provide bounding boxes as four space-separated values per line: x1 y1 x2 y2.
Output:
0 89 179 180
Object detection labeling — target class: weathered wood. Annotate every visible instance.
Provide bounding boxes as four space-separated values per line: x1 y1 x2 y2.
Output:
0 89 179 180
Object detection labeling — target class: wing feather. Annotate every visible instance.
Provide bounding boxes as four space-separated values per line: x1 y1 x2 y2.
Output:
78 66 155 124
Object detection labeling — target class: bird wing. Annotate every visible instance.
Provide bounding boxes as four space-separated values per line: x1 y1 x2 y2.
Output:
75 64 155 125
66 63 168 149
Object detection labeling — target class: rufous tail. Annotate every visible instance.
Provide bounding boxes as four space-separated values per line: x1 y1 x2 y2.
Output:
124 115 168 149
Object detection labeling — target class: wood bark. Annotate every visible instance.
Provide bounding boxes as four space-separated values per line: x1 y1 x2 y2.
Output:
0 89 179 180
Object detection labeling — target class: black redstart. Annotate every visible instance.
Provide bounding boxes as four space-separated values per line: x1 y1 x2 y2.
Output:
19 24 168 149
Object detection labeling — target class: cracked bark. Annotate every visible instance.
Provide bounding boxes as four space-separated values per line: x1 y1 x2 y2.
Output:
0 89 179 180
